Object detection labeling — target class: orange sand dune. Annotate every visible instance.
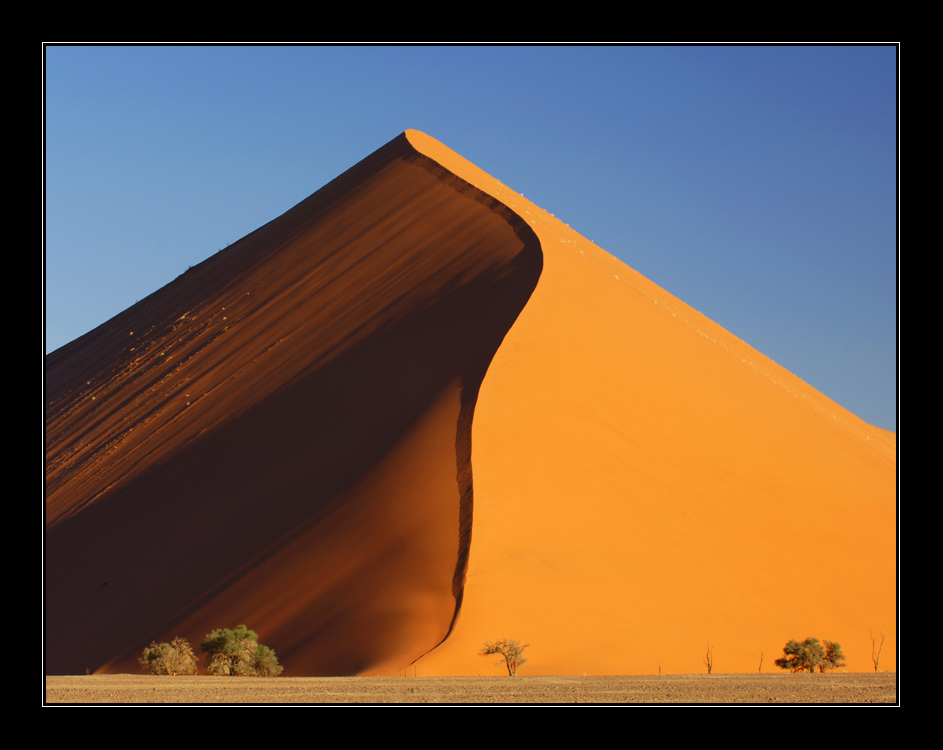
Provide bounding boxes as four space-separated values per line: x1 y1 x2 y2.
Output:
45 131 896 676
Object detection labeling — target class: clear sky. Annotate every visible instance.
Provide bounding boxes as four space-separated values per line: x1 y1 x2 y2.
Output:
43 44 898 431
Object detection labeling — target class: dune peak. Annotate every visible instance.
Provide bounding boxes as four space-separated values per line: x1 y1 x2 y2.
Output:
45 131 896 676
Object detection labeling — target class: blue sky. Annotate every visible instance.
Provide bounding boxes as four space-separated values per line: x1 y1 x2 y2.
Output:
44 44 898 430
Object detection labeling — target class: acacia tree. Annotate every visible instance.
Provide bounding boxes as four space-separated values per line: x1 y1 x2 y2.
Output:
201 625 283 677
480 639 528 676
139 637 198 676
821 640 846 672
775 638 825 672
775 637 845 673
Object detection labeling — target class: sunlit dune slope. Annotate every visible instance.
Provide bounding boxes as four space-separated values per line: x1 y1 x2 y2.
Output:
45 133 541 675
46 130 895 677
405 130 896 676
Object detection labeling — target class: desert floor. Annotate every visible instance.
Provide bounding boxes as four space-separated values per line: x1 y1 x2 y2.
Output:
44 672 897 705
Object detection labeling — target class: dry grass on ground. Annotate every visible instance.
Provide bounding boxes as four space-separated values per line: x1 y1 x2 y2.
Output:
45 672 897 705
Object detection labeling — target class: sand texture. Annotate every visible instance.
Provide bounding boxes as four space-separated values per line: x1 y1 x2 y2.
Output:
45 131 896 677
45 673 897 705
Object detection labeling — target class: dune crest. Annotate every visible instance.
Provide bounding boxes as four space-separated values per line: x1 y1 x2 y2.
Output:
46 131 895 676
45 132 541 675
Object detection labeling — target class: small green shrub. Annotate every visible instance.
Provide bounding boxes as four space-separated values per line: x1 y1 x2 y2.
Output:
775 637 846 673
139 637 198 676
201 624 283 677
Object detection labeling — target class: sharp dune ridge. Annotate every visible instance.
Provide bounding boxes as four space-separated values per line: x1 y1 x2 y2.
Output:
45 130 896 677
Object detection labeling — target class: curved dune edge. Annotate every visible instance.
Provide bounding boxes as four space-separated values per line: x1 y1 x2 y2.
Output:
404 131 896 676
45 132 542 675
45 129 896 678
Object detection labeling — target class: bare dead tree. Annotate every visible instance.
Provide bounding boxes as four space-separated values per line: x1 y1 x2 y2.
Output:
758 650 764 673
704 643 714 674
870 629 886 673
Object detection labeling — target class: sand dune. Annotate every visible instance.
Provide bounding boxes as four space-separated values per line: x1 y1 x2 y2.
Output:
45 131 896 676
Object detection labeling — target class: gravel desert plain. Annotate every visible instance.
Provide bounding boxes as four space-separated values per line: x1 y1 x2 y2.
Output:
46 130 897 698
45 673 897 705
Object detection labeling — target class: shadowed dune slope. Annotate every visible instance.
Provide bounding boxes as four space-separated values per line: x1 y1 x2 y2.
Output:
45 133 542 675
46 130 896 677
